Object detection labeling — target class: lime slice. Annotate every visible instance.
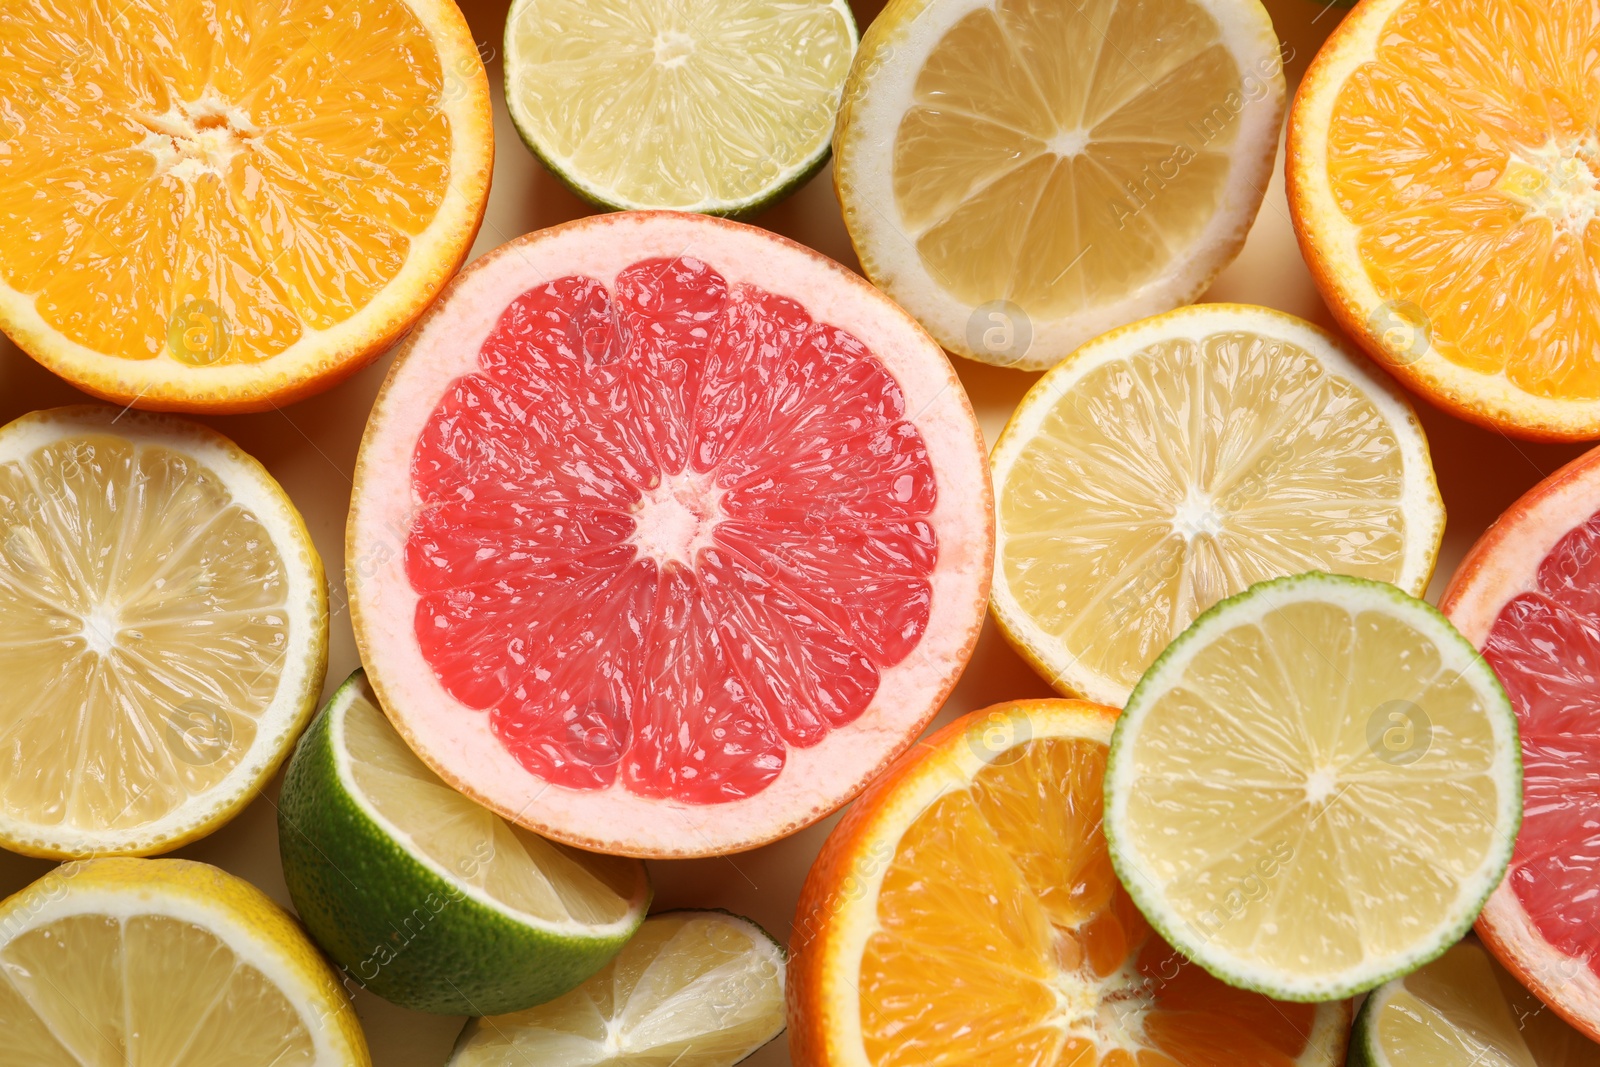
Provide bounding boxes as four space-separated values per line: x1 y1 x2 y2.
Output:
1104 571 1521 1001
0 857 368 1065
502 0 857 215
450 911 786 1067
1351 941 1600 1066
277 671 650 1015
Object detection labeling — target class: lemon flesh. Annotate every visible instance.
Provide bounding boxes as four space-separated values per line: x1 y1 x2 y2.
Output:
1105 573 1520 1001
450 912 786 1067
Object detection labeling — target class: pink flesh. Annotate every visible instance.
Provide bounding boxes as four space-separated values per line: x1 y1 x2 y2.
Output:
1485 510 1600 971
405 257 938 804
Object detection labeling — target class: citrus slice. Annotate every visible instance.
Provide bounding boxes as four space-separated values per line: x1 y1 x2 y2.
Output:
0 405 327 858
0 0 492 413
989 303 1444 707
278 670 650 1015
1350 940 1600 1067
503 0 856 216
0 857 368 1065
832 0 1285 370
1105 571 1521 1001
789 699 1352 1067
449 911 786 1067
348 211 992 858
1441 444 1600 1042
1288 0 1600 440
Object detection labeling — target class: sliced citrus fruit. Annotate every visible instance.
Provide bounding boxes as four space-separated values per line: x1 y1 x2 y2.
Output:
0 405 327 858
0 0 492 413
0 857 368 1064
449 910 786 1067
1288 0 1600 440
503 0 856 215
278 670 650 1015
833 0 1286 370
1350 940 1600 1067
1441 444 1600 1042
789 699 1352 1067
348 211 992 858
1105 571 1521 1001
989 303 1444 707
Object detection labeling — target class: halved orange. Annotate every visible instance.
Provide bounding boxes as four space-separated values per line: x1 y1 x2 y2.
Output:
1288 0 1600 440
788 700 1352 1067
0 0 493 413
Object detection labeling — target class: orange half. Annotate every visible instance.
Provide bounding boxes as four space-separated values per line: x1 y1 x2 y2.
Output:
1288 0 1600 440
788 700 1351 1067
0 0 493 412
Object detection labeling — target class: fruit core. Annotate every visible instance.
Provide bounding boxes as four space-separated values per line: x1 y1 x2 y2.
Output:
1501 137 1600 235
406 256 940 804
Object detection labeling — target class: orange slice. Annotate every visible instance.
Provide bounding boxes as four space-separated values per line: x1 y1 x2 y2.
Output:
0 0 493 413
788 699 1352 1067
1289 0 1600 440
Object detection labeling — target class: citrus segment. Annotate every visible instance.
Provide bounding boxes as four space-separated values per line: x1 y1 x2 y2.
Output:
0 857 369 1065
989 304 1443 707
789 700 1351 1067
0 406 326 858
0 0 492 411
834 0 1285 369
503 0 856 215
350 212 991 857
1105 573 1521 1001
449 911 786 1067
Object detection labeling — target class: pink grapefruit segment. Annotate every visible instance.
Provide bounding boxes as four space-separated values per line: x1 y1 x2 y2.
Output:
349 212 992 858
1443 444 1600 1041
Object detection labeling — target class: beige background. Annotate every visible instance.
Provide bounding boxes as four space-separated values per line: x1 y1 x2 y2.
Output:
0 0 1588 1063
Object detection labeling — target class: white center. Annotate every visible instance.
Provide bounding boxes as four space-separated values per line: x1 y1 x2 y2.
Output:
1304 766 1339 805
1170 485 1225 540
80 605 120 656
1047 939 1153 1049
1506 136 1600 233
654 30 695 68
137 89 260 180
1049 128 1092 157
631 471 721 568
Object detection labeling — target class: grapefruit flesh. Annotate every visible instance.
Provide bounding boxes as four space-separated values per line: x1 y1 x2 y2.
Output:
350 212 992 857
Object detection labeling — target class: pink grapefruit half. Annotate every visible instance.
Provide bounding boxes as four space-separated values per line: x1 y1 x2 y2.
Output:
347 212 992 858
1442 444 1600 1041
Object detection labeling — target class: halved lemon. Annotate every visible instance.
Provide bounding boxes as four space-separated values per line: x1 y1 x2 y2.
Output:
0 0 492 412
0 857 369 1065
789 699 1352 1067
834 0 1285 370
989 303 1444 707
1288 0 1600 440
1105 572 1521 1001
0 406 328 857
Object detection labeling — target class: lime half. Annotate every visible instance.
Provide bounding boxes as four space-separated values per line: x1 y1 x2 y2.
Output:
1104 572 1521 1002
450 910 786 1067
278 671 650 1015
503 0 857 215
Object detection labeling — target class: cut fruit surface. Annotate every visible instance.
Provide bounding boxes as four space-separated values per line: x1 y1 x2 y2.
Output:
0 0 492 412
788 699 1352 1067
449 911 786 1067
1442 444 1600 1043
279 671 650 1015
0 857 369 1065
348 211 992 858
833 0 1285 369
1288 0 1600 439
1105 572 1521 1001
1350 941 1600 1067
990 304 1444 707
0 406 326 858
503 0 856 215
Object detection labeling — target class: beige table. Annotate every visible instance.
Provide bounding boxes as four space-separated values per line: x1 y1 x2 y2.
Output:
0 0 1587 1062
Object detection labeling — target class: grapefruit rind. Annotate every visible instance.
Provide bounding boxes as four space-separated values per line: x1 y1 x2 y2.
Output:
1104 572 1522 1003
348 211 993 859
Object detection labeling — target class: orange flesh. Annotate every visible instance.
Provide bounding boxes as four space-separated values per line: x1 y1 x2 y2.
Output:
859 737 1317 1066
0 0 451 364
1324 0 1600 399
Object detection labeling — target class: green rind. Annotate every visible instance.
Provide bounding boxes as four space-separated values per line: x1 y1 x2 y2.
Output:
1345 982 1394 1067
1103 571 1522 1003
278 671 648 1016
501 0 857 219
